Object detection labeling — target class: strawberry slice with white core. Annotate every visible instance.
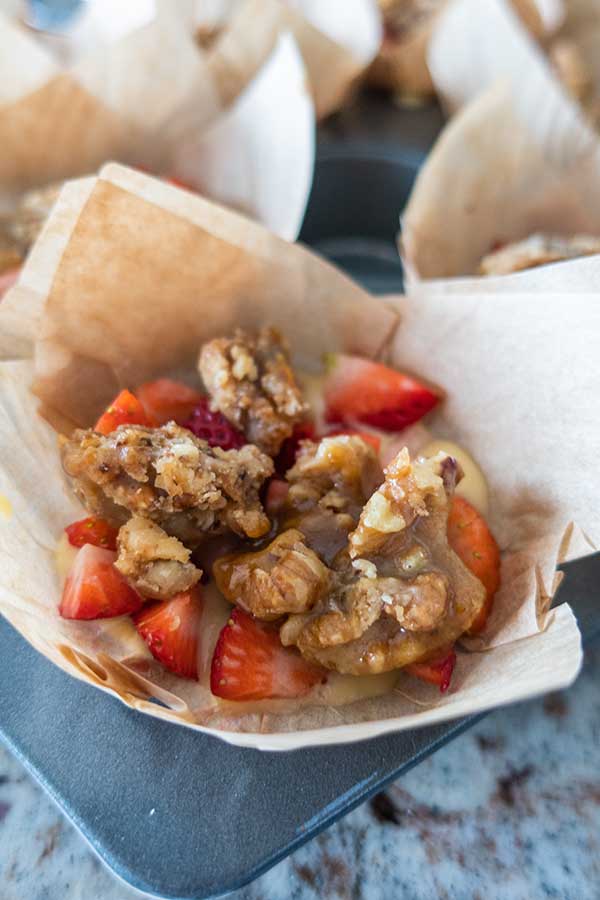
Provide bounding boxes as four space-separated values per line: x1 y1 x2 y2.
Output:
60 544 144 620
211 608 326 701
323 354 440 432
133 587 203 680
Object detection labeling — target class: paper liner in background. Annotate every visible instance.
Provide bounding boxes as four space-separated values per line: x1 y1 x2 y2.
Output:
427 0 567 115
421 251 600 293
366 1 445 101
365 0 562 104
196 0 382 119
0 164 592 750
172 33 314 241
400 0 600 279
0 2 314 239
427 0 600 131
551 0 600 127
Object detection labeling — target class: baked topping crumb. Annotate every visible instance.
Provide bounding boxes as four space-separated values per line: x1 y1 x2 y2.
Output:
199 327 308 456
282 435 384 564
280 448 485 675
61 421 273 542
214 528 331 621
116 516 202 600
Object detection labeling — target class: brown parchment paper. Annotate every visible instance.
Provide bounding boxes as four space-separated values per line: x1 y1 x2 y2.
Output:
0 5 212 194
0 5 314 239
201 0 382 120
0 164 589 750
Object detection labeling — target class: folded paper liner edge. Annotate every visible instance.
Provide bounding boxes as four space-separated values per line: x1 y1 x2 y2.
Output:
0 164 591 750
401 0 600 280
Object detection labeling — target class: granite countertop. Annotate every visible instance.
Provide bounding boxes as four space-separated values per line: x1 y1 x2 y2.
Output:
1 643 598 900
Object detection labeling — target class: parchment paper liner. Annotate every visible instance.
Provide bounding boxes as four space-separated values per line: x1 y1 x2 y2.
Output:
546 0 600 128
401 0 600 279
0 163 590 750
365 0 561 103
366 3 442 100
0 6 314 239
199 0 382 120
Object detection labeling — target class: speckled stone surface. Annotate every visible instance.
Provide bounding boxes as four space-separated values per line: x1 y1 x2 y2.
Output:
1 644 599 900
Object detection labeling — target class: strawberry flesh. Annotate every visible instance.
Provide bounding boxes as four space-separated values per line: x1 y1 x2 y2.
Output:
60 544 144 620
182 398 245 450
132 586 203 680
324 354 440 432
65 516 118 552
275 421 316 474
95 389 151 435
405 645 457 693
0 266 21 299
211 608 326 701
264 478 290 517
136 378 204 426
448 496 501 635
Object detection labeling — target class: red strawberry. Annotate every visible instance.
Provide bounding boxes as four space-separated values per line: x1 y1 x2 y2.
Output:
264 478 290 517
60 545 144 620
167 176 193 190
323 354 440 431
182 398 245 450
132 587 203 680
65 516 118 552
447 496 501 635
95 389 151 435
275 421 316 474
211 608 326 701
0 265 21 299
405 645 457 693
136 378 204 426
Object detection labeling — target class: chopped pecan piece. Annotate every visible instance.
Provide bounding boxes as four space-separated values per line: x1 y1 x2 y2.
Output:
61 422 273 542
214 529 331 621
282 448 485 675
349 448 458 558
198 328 307 456
284 570 449 652
115 516 202 600
282 435 384 564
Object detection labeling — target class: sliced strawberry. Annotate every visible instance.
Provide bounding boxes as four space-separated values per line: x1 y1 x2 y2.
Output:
132 586 203 680
211 608 326 701
405 645 457 693
275 421 316 474
136 378 204 426
326 428 382 453
323 354 440 431
167 176 193 190
182 397 245 450
94 389 151 435
0 266 21 299
65 516 118 551
448 496 501 635
264 478 290 517
60 544 143 620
